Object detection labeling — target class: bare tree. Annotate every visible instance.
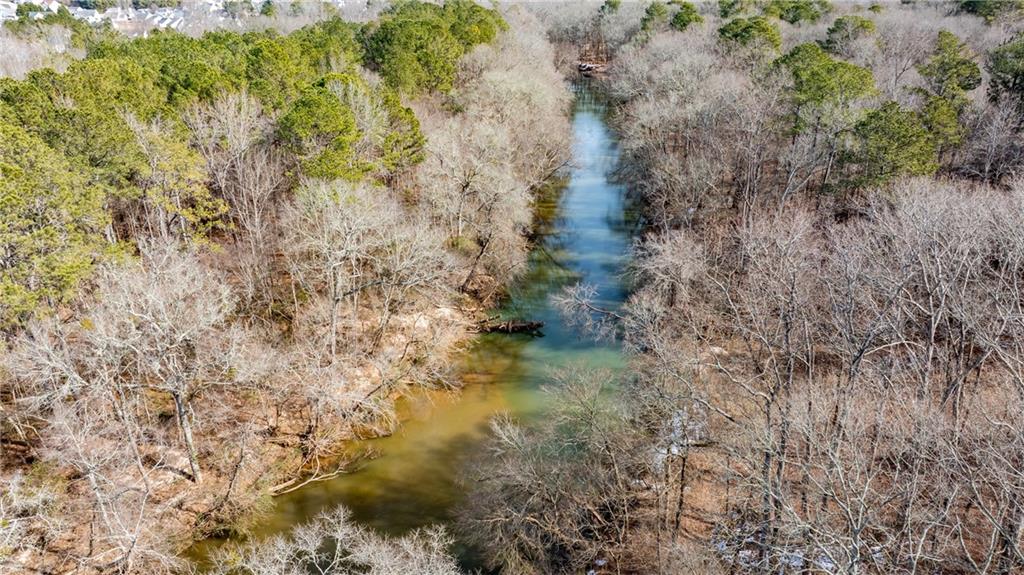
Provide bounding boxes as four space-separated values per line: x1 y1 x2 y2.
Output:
211 506 460 575
10 243 240 484
956 98 1024 183
417 8 571 293
0 468 65 572
283 180 452 356
185 91 285 310
283 180 390 360
460 367 653 574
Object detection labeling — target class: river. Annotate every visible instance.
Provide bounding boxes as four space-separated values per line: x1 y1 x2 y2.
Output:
190 83 633 571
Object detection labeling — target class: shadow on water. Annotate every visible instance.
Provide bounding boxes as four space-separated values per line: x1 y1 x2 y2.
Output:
187 81 635 572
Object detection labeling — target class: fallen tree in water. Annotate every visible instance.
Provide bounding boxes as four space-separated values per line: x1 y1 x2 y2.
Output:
475 317 545 335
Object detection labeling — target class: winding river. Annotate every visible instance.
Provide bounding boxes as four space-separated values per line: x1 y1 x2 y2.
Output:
191 83 633 570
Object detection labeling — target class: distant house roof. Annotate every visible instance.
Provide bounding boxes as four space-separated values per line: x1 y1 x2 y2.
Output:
0 1 17 22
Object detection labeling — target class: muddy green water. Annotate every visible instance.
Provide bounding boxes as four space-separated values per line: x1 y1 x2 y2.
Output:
190 84 633 570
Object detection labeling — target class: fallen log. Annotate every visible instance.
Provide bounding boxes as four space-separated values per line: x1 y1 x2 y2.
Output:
577 61 607 76
477 319 545 336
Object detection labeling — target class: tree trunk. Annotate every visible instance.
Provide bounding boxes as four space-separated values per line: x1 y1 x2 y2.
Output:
461 235 492 292
477 319 545 335
172 391 202 483
330 267 339 363
997 498 1024 575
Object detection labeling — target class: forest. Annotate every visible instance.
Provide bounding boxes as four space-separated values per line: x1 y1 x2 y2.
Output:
483 1 1024 574
4 0 1024 574
0 1 571 572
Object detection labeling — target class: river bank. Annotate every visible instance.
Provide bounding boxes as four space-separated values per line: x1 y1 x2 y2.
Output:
0 6 579 574
185 82 636 572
